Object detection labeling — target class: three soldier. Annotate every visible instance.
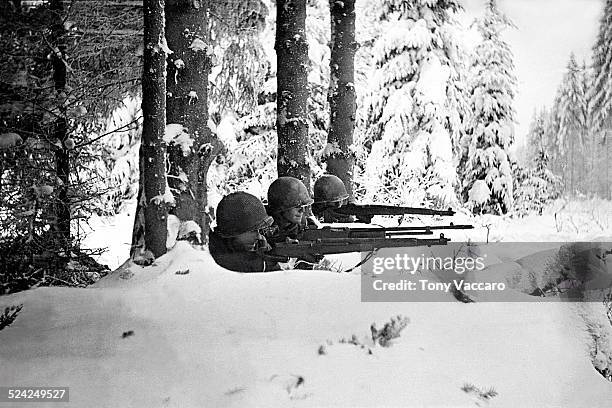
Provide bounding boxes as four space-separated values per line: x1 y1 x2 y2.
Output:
209 175 349 272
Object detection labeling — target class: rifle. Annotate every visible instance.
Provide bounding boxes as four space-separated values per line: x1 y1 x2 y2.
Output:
292 224 474 240
264 234 450 262
312 202 456 223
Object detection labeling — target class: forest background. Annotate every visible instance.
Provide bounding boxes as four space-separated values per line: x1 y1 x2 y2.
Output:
1 0 612 293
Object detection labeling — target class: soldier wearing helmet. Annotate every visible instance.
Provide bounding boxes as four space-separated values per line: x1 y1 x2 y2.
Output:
266 176 324 268
266 176 315 241
312 174 365 223
208 192 280 272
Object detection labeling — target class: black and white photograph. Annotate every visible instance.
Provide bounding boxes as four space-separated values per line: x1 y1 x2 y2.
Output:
1 0 612 406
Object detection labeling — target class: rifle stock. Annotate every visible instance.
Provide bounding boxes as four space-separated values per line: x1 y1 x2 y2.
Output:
333 203 455 217
265 235 450 261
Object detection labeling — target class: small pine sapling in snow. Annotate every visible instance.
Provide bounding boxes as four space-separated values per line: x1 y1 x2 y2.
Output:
370 315 409 347
319 334 373 355
461 383 498 401
121 330 135 338
0 304 23 331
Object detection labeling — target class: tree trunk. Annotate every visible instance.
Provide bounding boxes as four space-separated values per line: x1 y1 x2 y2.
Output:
50 0 70 252
165 0 220 241
327 0 356 198
591 131 595 194
133 0 169 258
275 0 310 188
570 134 574 196
604 129 612 200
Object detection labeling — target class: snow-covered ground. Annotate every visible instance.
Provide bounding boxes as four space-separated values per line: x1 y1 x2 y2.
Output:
1 198 611 407
1 242 612 407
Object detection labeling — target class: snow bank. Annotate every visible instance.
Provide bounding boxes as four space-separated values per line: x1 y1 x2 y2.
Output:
1 242 611 407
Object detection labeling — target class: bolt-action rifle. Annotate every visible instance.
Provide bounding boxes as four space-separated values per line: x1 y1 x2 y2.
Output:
269 224 473 242
263 234 451 263
312 202 457 223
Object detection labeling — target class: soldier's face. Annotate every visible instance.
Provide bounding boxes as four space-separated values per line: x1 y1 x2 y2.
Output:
282 206 305 224
233 230 265 252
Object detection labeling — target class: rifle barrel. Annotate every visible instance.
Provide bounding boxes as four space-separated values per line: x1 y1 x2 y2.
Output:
297 224 473 241
337 203 455 217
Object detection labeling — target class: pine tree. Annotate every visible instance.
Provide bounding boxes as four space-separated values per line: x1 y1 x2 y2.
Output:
461 0 516 214
358 0 465 207
524 108 547 164
513 148 561 217
589 0 612 198
590 0 612 132
553 54 590 196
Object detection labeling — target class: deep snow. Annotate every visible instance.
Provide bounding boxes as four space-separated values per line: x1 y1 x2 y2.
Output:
1 240 612 407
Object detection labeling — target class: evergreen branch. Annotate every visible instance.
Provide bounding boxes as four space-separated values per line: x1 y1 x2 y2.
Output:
75 115 142 149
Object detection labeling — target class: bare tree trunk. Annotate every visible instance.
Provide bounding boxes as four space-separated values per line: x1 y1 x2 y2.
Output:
132 0 169 258
570 134 574 196
50 0 70 252
275 0 310 187
165 0 220 241
591 131 595 194
607 131 610 199
327 0 356 198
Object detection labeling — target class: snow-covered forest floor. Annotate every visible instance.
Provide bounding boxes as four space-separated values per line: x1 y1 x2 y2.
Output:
1 197 612 407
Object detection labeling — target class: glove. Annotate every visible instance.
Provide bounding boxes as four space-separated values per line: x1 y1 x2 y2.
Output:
355 213 373 223
298 253 324 264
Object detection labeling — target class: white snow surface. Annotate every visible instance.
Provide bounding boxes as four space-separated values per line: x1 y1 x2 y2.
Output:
416 54 450 107
1 239 612 407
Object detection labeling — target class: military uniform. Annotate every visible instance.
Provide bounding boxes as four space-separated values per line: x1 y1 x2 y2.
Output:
208 192 280 273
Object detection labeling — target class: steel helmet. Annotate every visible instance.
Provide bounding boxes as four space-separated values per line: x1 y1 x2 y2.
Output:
313 174 349 204
215 192 274 237
267 176 313 212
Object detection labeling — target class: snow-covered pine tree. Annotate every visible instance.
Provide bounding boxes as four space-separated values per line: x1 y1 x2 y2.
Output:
523 108 547 165
513 109 561 216
461 0 516 215
589 0 612 199
357 0 465 207
552 53 590 196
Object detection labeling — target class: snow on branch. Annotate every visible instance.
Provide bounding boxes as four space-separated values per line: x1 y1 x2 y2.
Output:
164 124 194 156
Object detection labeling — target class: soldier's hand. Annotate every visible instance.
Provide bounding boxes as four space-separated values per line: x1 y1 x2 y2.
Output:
299 253 324 264
356 213 373 223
